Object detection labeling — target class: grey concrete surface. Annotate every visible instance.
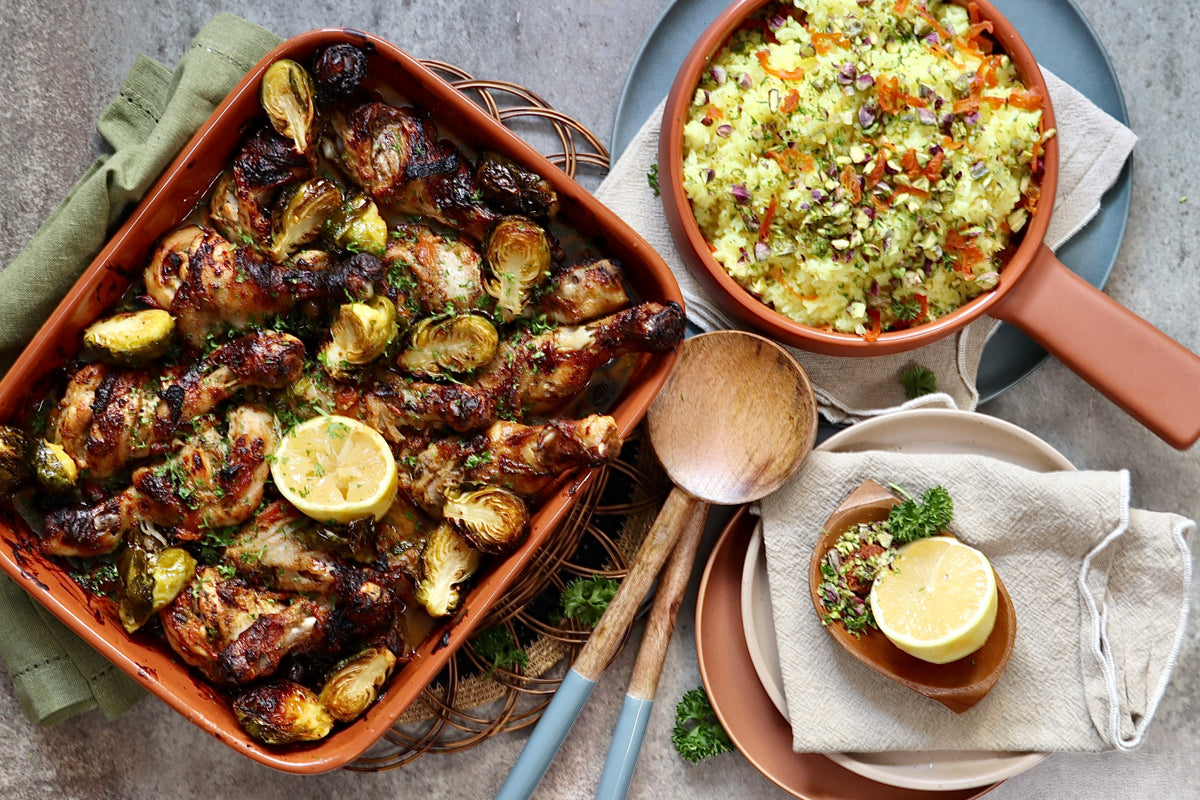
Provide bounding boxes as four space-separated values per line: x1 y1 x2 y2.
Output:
0 1 1196 798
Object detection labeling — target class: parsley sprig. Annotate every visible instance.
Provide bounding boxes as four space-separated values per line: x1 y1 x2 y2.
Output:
559 575 619 628
886 483 954 543
671 687 733 763
470 627 528 677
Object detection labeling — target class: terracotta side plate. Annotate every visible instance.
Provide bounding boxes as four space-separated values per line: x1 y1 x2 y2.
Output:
0 29 682 773
809 480 1016 713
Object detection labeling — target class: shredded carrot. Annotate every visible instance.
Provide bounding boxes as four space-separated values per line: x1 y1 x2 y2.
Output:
944 229 987 275
952 95 980 115
798 152 816 172
916 6 951 41
811 31 849 55
928 42 963 69
866 147 890 188
893 0 911 15
1008 89 1043 110
968 1 981 23
942 135 965 150
1022 183 1041 214
900 149 921 179
781 88 800 113
864 308 882 342
756 50 805 81
771 267 819 303
922 150 946 182
758 196 779 243
840 165 863 204
893 183 931 200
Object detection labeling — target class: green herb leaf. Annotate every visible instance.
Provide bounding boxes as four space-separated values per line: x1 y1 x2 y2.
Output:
671 687 733 763
559 575 619 628
887 484 954 544
470 627 528 677
647 162 661 197
899 365 937 399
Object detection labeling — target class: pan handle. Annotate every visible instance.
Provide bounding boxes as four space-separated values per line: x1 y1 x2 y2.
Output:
990 243 1200 450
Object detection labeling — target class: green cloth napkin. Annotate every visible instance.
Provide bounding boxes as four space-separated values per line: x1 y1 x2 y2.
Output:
0 13 281 725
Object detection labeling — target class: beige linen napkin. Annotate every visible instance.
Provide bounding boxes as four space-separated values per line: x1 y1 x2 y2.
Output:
758 450 1192 753
595 69 1137 422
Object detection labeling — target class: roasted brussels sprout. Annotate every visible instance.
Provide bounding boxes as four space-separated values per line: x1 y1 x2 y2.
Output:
117 534 197 633
442 486 529 555
233 680 334 745
0 426 31 495
83 309 175 367
312 43 369 102
269 178 344 262
32 439 77 495
414 523 482 618
476 151 560 218
321 295 399 378
397 314 498 377
324 194 387 256
318 646 397 723
484 217 552 318
260 59 316 153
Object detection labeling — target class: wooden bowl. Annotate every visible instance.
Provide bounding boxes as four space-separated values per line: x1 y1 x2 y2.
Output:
808 479 1015 713
0 29 683 773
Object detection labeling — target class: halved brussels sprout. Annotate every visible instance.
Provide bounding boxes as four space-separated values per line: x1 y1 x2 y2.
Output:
260 59 316 154
0 426 31 496
33 439 77 495
269 178 344 262
325 194 388 256
318 646 397 722
484 217 552 318
117 535 197 633
442 486 529 555
83 309 175 367
397 314 498 377
475 151 560 218
233 680 334 745
414 523 482 618
321 295 399 379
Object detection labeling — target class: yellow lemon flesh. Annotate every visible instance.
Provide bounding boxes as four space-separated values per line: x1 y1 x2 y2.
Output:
270 415 398 523
869 537 998 665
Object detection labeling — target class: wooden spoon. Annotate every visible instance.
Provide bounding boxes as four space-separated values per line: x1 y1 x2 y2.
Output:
809 479 1016 713
495 331 818 800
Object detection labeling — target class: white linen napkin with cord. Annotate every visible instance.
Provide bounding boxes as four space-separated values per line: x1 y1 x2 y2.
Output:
757 450 1192 753
594 69 1137 422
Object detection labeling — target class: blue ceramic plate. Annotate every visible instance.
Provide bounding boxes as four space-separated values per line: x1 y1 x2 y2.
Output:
613 0 1131 403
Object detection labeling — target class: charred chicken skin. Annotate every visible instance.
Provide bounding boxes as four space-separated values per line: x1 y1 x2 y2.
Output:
50 330 304 477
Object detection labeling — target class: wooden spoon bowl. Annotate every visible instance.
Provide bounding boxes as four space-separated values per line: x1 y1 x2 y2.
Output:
808 479 1016 713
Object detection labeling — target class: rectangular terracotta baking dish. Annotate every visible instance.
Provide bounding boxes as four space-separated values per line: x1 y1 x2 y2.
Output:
0 28 682 773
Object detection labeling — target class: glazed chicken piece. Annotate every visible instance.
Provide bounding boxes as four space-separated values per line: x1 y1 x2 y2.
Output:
143 225 382 346
162 561 400 687
225 501 357 595
383 222 486 317
328 102 498 242
407 414 621 513
41 405 276 557
50 331 304 477
209 126 313 246
532 259 631 325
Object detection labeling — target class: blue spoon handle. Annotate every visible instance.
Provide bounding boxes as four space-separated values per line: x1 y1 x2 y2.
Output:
494 668 596 800
594 694 655 800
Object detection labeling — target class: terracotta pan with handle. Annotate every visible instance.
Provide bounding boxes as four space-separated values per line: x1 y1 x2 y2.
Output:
660 0 1200 449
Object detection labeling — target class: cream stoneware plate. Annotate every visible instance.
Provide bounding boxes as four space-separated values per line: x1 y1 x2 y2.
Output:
740 408 1067 791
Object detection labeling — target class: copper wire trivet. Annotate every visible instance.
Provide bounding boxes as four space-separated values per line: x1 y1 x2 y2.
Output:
346 63 663 771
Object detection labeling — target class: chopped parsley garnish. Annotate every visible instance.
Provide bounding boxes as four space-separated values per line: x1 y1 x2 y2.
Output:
899 365 937 399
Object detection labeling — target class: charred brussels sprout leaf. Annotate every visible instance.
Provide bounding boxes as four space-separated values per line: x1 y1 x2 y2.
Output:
318 646 397 722
312 43 369 102
260 59 316 154
484 217 552 319
475 151 560 218
83 309 175 367
0 426 32 496
233 680 334 745
442 486 529 554
324 194 388 256
414 523 481 618
118 536 197 633
32 439 77 494
269 178 344 262
398 314 498 377
321 296 399 379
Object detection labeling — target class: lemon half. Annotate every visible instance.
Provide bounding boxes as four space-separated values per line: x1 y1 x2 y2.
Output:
270 415 397 523
869 536 998 664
